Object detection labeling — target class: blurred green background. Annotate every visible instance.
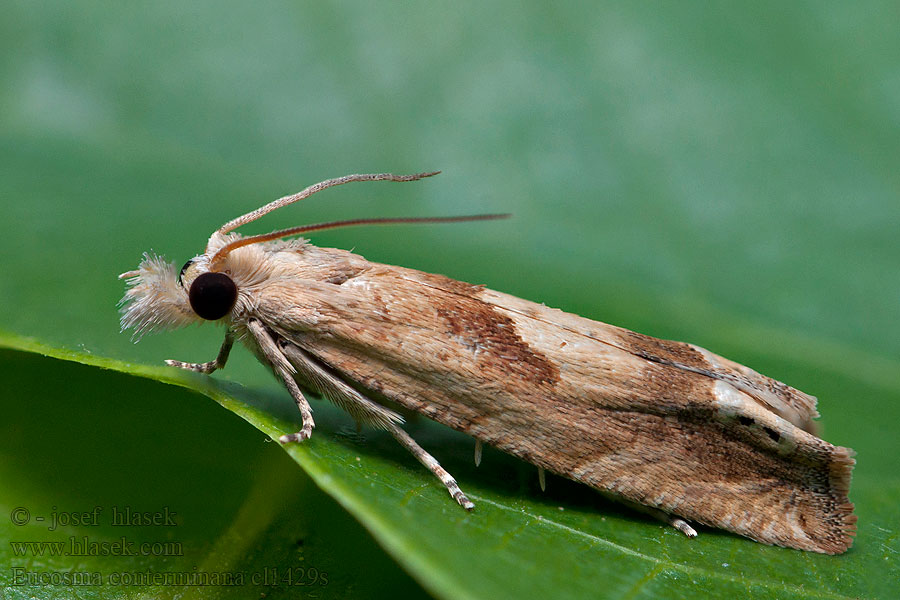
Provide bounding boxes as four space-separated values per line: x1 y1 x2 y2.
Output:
2 1 898 599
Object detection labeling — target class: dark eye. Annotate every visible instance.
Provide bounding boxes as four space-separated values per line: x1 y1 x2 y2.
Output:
178 259 193 287
188 272 238 320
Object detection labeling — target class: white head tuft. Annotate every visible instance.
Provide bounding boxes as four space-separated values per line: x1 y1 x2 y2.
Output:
119 253 200 339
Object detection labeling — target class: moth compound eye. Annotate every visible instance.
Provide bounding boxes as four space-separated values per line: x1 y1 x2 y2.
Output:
188 272 237 320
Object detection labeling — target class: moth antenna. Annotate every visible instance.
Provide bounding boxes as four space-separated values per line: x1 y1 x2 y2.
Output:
211 214 511 266
474 439 483 467
216 171 441 235
538 466 547 492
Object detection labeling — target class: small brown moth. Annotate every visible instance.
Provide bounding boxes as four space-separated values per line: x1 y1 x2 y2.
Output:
119 172 856 554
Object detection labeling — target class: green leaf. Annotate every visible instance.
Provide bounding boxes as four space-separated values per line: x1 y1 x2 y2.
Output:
2 1 899 599
0 338 428 600
1 328 896 600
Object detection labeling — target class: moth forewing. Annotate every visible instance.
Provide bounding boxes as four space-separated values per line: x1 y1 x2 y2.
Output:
119 172 856 555
259 260 856 554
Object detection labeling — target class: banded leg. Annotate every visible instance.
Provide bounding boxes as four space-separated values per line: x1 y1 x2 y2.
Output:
602 492 698 538
166 330 234 373
386 422 475 510
283 342 474 507
644 507 697 538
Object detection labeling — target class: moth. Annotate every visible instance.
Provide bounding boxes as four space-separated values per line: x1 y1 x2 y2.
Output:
119 172 856 554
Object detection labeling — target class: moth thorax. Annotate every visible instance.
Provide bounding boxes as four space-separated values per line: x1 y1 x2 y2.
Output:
188 272 237 320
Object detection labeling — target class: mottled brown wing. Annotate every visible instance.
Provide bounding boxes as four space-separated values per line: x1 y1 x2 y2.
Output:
474 286 822 433
256 259 855 554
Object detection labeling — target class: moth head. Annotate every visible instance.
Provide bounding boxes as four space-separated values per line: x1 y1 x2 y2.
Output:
119 251 238 338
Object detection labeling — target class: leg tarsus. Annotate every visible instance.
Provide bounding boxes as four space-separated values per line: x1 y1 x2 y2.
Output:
639 505 697 537
276 373 315 443
668 516 698 538
165 358 218 373
600 492 698 538
387 423 474 509
166 330 234 374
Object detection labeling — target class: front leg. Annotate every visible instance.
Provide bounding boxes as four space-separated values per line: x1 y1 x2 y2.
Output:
166 329 234 374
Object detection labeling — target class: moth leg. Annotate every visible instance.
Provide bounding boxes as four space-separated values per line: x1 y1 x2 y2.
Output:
279 343 404 431
600 492 698 538
642 507 697 538
275 340 473 509
668 517 697 538
246 320 315 443
166 329 234 374
384 422 475 510
277 374 315 443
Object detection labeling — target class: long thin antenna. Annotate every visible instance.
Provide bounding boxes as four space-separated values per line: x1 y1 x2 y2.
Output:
216 171 441 235
211 214 510 266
